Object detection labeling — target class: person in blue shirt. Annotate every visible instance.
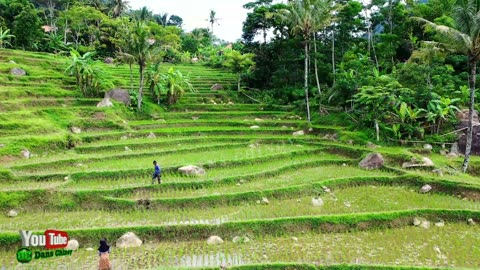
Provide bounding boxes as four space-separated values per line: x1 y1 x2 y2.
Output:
152 160 161 184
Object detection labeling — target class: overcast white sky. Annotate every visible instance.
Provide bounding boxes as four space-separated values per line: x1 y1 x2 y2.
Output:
130 0 253 42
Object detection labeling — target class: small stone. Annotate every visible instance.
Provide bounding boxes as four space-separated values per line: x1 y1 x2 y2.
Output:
423 144 433 150
64 176 70 181
192 116 199 120
254 118 264 122
70 126 81 134
178 165 205 176
256 200 260 204
236 183 241 186
66 239 79 250
420 221 430 229
468 218 476 225
447 152 459 158
104 57 114 64
292 130 305 136
124 146 131 152
261 197 269 205
227 101 234 105
297 199 301 203
347 140 354 145
206 236 223 245
10 67 26 76
85 247 94 251
366 142 377 149
281 126 288 129
440 150 448 155
413 218 421 226
116 232 142 248
0 144 5 148
435 221 445 227
239 179 245 184
342 163 347 167
21 149 31 159
7 210 17 217
311 197 324 207
249 143 259 148
432 169 443 176
420 184 432 193
291 237 298 242
96 97 113 108
147 132 156 139
343 201 351 208
250 125 260 129
308 127 313 132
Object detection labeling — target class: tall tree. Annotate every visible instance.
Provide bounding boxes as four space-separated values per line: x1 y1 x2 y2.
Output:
277 0 335 122
110 0 129 18
208 9 220 35
13 4 43 50
118 7 156 111
415 0 480 172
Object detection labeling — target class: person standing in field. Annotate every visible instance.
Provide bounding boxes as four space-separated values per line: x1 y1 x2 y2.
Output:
152 160 162 184
98 238 111 270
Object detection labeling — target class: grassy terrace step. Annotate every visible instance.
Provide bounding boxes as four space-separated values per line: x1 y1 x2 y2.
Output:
129 120 304 130
0 209 478 247
11 144 319 176
0 97 99 111
2 186 479 231
1 223 478 268
148 111 293 120
169 104 295 112
77 127 302 143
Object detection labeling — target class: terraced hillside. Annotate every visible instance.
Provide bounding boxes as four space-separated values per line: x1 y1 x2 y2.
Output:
0 49 480 270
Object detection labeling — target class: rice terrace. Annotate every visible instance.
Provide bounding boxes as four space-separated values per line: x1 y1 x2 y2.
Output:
1 0 480 269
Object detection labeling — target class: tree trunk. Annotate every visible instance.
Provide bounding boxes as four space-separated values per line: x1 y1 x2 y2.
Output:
375 119 380 142
237 73 241 91
304 41 311 122
138 63 144 111
129 64 133 92
462 58 477 173
332 27 336 86
313 33 321 95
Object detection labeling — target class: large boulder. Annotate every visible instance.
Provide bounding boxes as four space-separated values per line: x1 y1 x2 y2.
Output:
206 235 224 245
97 98 113 108
105 89 131 106
178 165 206 176
359 153 384 170
420 184 432 193
457 109 480 154
402 157 434 168
104 57 114 64
211 83 224 91
65 239 79 250
10 68 26 76
116 232 142 248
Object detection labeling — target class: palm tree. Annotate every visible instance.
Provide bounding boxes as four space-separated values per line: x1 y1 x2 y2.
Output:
119 7 156 111
208 9 220 35
0 28 15 49
414 0 480 173
276 0 335 122
111 0 130 18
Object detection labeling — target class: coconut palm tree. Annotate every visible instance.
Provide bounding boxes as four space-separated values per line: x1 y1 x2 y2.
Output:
0 28 15 49
276 0 335 122
110 0 130 18
208 9 220 36
414 0 480 173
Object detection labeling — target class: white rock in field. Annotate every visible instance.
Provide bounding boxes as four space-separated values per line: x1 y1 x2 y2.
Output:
281 126 288 129
206 236 223 245
359 153 384 170
96 97 113 108
420 184 432 193
64 176 70 181
116 232 142 248
292 130 304 136
232 236 250 243
70 126 81 134
147 132 156 139
423 144 433 150
124 146 131 152
178 165 206 176
322 186 331 193
0 144 5 148
435 221 445 227
120 136 128 140
7 210 17 217
468 218 476 225
21 149 31 159
85 247 94 251
192 116 199 120
261 197 269 205
254 118 264 122
343 201 351 208
66 239 79 250
250 125 260 129
420 221 430 229
413 218 421 226
249 143 260 149
228 101 234 105
291 237 298 242
402 157 434 168
311 197 324 207
432 169 443 177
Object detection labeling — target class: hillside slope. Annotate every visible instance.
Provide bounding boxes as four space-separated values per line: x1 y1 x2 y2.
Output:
0 50 479 269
